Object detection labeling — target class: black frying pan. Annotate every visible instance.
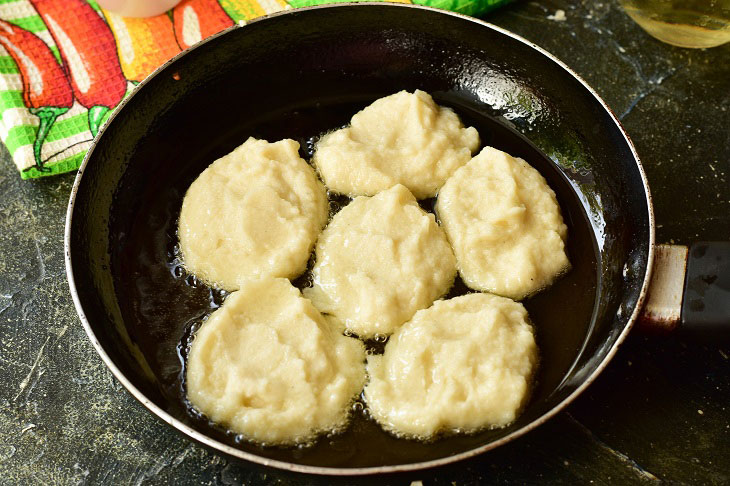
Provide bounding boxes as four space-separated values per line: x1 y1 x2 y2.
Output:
65 3 653 476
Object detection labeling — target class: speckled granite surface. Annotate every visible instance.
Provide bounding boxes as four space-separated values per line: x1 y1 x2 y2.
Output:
1 1 728 484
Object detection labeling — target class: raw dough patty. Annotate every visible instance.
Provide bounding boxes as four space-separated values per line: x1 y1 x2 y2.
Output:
178 137 328 291
364 293 538 438
313 90 480 199
304 184 456 338
436 146 570 300
186 278 366 445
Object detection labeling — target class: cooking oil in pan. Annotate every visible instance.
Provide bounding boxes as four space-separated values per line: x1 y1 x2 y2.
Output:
112 95 598 467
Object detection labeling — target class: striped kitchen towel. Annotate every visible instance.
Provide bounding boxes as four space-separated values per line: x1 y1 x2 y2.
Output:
0 0 510 179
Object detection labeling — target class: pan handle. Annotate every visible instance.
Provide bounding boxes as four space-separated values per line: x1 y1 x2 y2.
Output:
639 242 730 337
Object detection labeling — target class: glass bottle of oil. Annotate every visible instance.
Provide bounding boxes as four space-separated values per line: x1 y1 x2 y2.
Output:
619 0 730 48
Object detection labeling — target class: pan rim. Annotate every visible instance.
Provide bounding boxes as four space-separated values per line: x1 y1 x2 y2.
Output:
64 2 656 476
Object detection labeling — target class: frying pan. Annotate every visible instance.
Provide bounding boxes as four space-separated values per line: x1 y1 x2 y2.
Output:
64 3 654 476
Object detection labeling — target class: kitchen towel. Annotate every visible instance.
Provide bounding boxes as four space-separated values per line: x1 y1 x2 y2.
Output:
0 0 510 179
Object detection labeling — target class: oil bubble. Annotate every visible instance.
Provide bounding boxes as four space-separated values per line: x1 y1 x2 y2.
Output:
373 334 388 343
303 135 318 159
209 289 228 308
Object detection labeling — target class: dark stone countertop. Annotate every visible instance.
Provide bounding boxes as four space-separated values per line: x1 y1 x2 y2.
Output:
1 0 728 484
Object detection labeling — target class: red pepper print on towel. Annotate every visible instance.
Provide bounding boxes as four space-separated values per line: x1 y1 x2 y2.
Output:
0 19 73 171
29 0 127 138
173 0 234 50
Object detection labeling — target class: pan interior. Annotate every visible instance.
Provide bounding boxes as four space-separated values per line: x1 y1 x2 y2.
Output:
68 5 650 471
113 95 598 468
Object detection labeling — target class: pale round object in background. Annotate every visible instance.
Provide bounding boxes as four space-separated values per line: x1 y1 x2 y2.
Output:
97 0 181 17
436 146 569 300
304 184 456 338
313 90 480 199
178 137 328 291
186 278 366 445
364 293 538 438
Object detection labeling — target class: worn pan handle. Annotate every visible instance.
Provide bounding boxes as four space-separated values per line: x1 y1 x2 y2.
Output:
639 242 730 336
